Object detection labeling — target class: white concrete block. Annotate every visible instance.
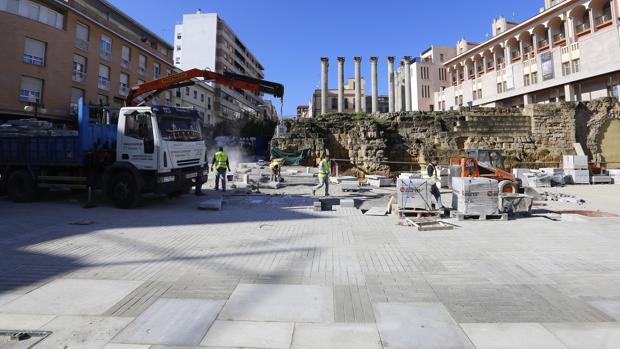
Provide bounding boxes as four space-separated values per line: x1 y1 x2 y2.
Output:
461 323 568 349
113 298 224 346
292 323 383 349
202 320 294 348
544 322 620 349
218 284 333 323
0 279 142 315
198 198 222 210
340 199 355 208
374 302 473 349
38 316 133 349
0 313 55 329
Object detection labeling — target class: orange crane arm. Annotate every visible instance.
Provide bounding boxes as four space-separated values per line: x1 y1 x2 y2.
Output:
125 68 284 107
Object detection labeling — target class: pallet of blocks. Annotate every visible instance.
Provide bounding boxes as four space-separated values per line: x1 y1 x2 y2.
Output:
563 155 590 184
450 177 507 221
608 169 620 184
396 176 435 212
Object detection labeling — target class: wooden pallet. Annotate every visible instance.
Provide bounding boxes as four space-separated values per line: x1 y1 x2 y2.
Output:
403 217 454 231
450 211 508 221
396 206 442 218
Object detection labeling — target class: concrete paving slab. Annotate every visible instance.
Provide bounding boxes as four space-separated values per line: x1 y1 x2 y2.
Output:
374 302 473 349
0 279 142 315
0 313 55 329
218 284 333 323
0 294 19 307
544 322 620 349
113 298 224 346
102 344 151 349
292 323 383 349
201 320 294 348
198 198 223 210
590 300 620 320
37 315 133 349
461 323 568 349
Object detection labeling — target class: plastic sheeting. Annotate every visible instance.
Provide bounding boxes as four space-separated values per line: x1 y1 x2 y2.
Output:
269 148 311 166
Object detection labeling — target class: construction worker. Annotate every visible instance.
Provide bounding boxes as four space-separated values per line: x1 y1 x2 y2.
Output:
425 157 444 209
270 159 282 182
312 154 331 196
211 147 231 191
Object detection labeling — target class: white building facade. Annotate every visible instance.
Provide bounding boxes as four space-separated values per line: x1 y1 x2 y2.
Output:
173 11 268 120
436 0 620 110
396 46 456 111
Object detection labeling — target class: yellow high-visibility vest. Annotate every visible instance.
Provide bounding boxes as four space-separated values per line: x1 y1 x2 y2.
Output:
215 151 228 169
318 159 331 178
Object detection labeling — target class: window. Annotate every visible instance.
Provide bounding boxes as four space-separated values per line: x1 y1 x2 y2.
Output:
164 91 172 106
531 72 538 84
119 73 129 96
440 53 445 62
459 95 463 106
331 98 337 109
185 87 190 96
607 84 619 98
571 59 580 74
72 54 86 82
562 62 571 76
193 90 198 99
344 98 349 110
98 64 110 90
70 87 84 115
176 45 181 51
153 62 160 79
138 55 146 76
19 76 43 103
473 90 477 101
176 33 182 40
3 0 64 29
524 74 530 86
497 82 503 93
166 69 171 76
100 35 112 60
25 1 40 21
75 22 89 51
23 38 46 66
97 94 109 106
175 57 181 65
125 112 153 140
200 93 205 102
121 46 131 69
208 96 212 110
478 89 482 99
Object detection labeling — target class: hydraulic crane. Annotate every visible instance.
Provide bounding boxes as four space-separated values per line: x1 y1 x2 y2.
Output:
125 68 285 107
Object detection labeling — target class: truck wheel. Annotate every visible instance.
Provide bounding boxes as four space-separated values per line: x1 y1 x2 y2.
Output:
498 180 517 194
7 170 37 203
109 172 139 209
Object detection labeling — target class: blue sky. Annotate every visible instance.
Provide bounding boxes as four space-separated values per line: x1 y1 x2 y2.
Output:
108 0 543 116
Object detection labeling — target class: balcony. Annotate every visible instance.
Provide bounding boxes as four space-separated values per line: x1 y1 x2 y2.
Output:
511 51 521 61
594 13 613 28
72 70 85 83
121 59 130 69
98 76 110 90
537 39 550 51
576 22 592 36
75 38 88 52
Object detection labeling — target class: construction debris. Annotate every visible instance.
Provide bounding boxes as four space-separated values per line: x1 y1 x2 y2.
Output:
537 191 585 205
367 175 393 188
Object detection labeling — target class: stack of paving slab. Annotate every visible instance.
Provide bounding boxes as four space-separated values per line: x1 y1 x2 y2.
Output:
367 175 393 188
563 155 590 184
608 169 620 184
452 177 499 215
540 168 565 186
439 168 449 188
396 176 434 210
523 172 552 188
512 168 533 182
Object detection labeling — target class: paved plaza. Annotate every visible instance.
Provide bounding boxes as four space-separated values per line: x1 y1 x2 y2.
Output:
1 175 620 348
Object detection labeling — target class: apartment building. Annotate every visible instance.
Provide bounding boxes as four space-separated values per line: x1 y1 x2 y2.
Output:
0 0 175 121
173 78 217 126
174 11 267 121
395 46 456 111
436 0 620 110
309 78 366 117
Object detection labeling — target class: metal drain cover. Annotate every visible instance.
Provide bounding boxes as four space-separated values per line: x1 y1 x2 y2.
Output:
0 331 51 349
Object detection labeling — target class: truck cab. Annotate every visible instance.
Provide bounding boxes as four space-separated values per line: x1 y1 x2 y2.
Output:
108 105 207 208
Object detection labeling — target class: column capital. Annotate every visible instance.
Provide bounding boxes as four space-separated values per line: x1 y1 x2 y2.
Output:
403 56 413 64
337 57 345 63
370 56 378 63
354 56 362 62
321 57 329 63
387 56 395 63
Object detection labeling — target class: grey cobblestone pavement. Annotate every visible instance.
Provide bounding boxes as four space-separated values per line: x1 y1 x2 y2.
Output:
1 176 620 348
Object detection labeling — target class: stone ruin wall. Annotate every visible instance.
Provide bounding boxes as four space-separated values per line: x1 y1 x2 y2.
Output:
272 98 620 174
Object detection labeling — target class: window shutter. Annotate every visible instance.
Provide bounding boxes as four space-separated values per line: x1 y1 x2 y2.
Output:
76 23 88 41
73 54 86 66
21 77 43 93
120 73 128 84
24 38 45 58
121 46 130 60
99 65 109 78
